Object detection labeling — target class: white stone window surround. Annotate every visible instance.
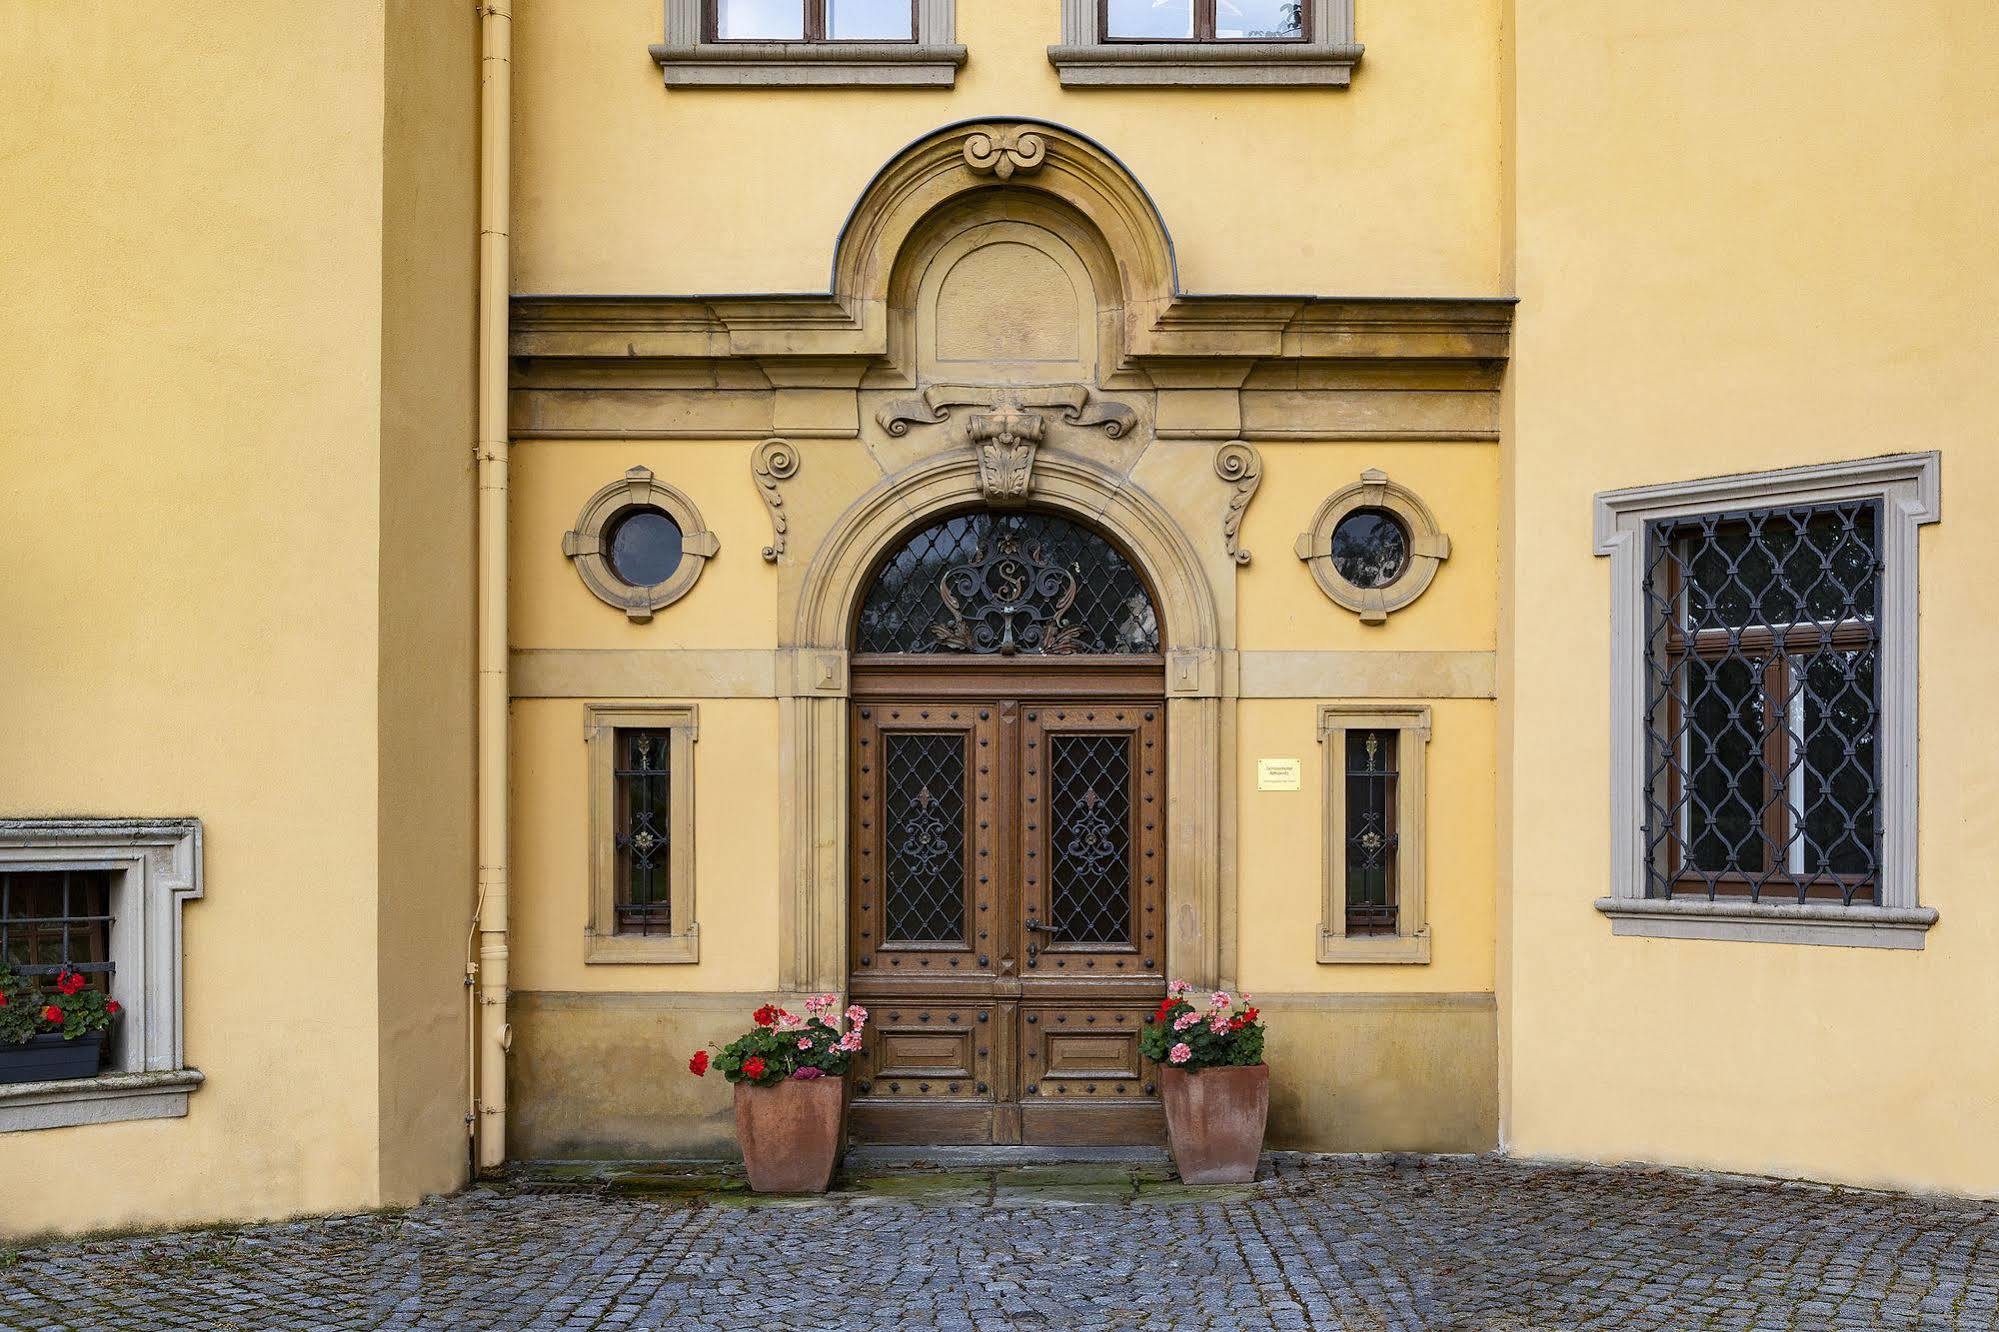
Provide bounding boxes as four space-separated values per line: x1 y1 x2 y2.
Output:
1049 0 1360 87
1592 453 1941 949
652 0 965 87
0 819 204 1131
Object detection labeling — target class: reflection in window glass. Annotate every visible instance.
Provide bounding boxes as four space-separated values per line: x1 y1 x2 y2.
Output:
607 508 685 587
1216 0 1303 38
1106 0 1195 39
826 0 913 39
715 0 805 39
1329 509 1410 589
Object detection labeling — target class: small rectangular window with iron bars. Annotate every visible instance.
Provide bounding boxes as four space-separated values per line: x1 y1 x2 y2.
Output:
1 870 114 991
1344 730 1399 935
1642 500 1882 904
613 729 673 935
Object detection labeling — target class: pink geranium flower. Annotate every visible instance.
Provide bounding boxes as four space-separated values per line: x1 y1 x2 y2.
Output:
797 1036 814 1050
1173 1011 1200 1031
845 1004 869 1026
1167 979 1191 997
1209 1015 1232 1035
1168 1043 1192 1065
1210 990 1231 1010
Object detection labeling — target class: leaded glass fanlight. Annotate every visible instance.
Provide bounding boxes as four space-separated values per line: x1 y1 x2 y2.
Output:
853 510 1160 655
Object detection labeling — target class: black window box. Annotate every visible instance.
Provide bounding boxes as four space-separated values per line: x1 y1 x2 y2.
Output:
0 1032 105 1085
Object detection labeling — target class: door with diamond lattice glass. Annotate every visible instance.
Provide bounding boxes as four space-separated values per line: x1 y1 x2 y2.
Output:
848 679 1166 1146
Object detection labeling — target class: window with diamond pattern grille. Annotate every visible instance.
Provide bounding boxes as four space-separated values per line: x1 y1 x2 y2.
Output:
854 510 1160 655
1048 734 1134 944
1643 501 1882 904
613 729 673 934
0 870 113 990
882 732 969 942
1344 731 1398 935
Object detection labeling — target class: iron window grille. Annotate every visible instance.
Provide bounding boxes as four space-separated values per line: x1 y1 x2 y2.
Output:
613 729 674 935
1642 500 1883 905
1343 731 1398 935
0 870 114 991
855 510 1159 657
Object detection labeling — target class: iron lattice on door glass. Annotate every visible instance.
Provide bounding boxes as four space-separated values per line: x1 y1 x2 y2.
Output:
854 511 1159 655
1641 500 1882 904
882 732 969 942
1048 734 1134 945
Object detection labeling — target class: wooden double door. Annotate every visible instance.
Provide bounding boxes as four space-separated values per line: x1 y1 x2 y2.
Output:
847 662 1167 1144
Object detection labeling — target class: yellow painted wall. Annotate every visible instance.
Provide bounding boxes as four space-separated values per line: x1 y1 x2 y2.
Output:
510 0 1504 297
0 1 478 1233
378 0 481 1206
1503 2 1999 1194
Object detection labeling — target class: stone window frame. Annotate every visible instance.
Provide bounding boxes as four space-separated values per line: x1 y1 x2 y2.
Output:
563 467 720 623
1316 705 1432 964
1049 0 1359 87
1592 452 1942 949
0 819 204 1132
651 0 965 87
1296 469 1450 625
585 704 700 964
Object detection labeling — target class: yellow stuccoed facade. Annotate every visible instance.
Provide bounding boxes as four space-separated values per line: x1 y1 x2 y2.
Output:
0 0 1993 1237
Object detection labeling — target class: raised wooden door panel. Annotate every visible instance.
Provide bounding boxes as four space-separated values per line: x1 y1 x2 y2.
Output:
1018 703 1165 987
848 998 1007 1144
850 703 1003 990
1019 1001 1165 1145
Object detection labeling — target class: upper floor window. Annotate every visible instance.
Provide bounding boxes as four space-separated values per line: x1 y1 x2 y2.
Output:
1104 0 1304 42
1593 454 1941 949
712 0 913 42
1051 0 1358 86
654 0 963 87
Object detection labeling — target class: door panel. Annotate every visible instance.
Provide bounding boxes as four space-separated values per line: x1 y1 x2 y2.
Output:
850 703 1001 987
1019 704 1165 984
849 684 1163 1146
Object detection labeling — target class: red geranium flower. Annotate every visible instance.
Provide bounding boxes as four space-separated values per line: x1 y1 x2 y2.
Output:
0 992 8 1007
741 1055 767 1080
688 1049 709 1076
1242 1007 1259 1023
40 1005 63 1025
752 1004 780 1028
105 1001 121 1017
55 969 86 997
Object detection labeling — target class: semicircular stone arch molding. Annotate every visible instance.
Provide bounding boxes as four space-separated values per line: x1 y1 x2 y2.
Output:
832 118 1179 361
775 450 1232 1000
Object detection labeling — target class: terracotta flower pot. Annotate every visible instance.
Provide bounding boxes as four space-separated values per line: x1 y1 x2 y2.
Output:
1161 1063 1269 1184
733 1075 847 1193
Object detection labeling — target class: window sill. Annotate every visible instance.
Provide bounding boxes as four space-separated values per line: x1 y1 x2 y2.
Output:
1594 898 1937 950
1318 930 1430 965
1047 41 1362 87
585 928 700 965
649 41 966 87
0 1068 203 1133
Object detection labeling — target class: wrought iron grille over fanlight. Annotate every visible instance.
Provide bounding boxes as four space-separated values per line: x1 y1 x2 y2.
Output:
1641 500 1883 904
854 511 1160 655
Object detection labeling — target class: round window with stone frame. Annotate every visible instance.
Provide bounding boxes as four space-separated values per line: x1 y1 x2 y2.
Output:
563 467 720 622
1295 470 1450 624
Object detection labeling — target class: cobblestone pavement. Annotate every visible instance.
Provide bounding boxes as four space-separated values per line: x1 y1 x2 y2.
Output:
4 1154 1998 1331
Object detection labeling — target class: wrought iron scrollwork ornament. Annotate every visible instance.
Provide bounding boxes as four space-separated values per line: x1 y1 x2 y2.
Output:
1060 790 1120 877
896 788 955 878
932 533 1089 655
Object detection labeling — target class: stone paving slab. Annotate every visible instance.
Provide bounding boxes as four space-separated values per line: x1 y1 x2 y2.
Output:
2 1154 1997 1330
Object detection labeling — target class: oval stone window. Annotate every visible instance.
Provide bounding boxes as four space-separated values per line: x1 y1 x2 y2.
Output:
1329 508 1410 589
606 507 684 587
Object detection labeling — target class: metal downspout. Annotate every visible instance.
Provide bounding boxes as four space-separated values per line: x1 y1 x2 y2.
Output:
473 0 512 1173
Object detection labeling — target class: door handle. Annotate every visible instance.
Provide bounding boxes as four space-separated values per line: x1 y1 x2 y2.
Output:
1024 918 1060 933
